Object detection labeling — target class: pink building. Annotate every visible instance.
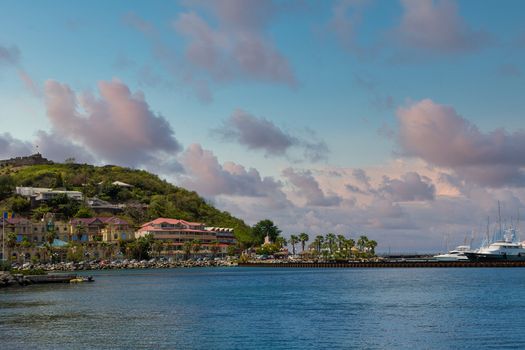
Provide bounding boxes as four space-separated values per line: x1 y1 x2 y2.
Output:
136 218 236 256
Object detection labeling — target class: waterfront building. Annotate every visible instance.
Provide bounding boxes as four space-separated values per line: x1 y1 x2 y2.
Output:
0 217 68 244
101 217 134 242
69 217 133 242
136 218 236 257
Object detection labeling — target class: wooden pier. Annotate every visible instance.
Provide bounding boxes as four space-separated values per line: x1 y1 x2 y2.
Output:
239 261 525 268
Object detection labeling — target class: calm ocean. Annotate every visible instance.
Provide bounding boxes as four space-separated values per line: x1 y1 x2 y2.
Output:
1 267 525 349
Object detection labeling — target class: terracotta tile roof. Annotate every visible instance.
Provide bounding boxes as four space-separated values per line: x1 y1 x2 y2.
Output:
140 218 204 228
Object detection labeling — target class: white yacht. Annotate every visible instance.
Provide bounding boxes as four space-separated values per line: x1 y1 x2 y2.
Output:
433 245 470 261
465 230 525 261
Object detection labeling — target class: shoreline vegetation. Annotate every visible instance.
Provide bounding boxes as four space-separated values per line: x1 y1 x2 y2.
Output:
1 158 382 281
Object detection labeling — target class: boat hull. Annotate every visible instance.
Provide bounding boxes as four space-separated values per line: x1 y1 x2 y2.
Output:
465 252 525 262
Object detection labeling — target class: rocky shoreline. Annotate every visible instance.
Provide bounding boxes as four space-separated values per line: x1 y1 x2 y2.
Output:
9 258 238 272
0 271 27 287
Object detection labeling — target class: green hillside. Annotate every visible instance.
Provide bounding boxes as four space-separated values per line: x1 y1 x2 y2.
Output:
0 163 253 244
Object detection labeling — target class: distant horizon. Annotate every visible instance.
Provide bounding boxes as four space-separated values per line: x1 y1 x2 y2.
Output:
1 0 525 251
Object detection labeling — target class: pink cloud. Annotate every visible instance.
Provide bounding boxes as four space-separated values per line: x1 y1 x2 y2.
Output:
17 69 41 97
397 99 525 187
180 143 287 203
172 0 296 86
378 172 435 202
43 79 182 167
282 167 342 207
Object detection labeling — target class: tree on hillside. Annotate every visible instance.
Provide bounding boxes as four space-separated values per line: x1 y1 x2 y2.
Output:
252 219 281 245
5 196 31 214
54 172 64 188
299 232 309 252
0 175 14 200
75 206 94 218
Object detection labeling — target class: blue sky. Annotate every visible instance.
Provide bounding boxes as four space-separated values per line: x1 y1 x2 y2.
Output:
1 0 525 251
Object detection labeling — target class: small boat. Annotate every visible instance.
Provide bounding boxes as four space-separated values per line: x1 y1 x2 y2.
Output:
433 245 470 261
69 276 94 283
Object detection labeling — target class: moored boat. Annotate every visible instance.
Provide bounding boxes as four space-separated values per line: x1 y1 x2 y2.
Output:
465 229 525 261
433 245 470 261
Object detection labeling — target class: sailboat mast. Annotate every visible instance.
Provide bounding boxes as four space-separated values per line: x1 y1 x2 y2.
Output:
498 201 502 237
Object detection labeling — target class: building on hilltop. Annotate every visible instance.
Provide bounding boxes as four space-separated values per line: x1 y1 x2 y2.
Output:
86 197 126 214
16 187 84 204
0 153 53 167
136 218 237 257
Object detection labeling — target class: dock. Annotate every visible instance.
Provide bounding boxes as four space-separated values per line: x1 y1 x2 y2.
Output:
239 261 525 268
23 274 80 283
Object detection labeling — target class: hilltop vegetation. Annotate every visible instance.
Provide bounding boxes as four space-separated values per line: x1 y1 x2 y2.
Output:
0 163 253 244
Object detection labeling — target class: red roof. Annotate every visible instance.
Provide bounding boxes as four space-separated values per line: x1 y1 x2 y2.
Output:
139 225 209 233
140 218 204 228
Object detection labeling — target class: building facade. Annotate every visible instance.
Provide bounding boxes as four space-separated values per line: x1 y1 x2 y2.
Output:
136 218 236 257
69 217 134 242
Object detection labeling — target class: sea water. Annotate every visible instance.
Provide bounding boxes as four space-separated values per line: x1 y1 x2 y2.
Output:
1 267 525 349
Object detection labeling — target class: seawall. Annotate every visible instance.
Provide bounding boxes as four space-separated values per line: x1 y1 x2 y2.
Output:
239 261 525 268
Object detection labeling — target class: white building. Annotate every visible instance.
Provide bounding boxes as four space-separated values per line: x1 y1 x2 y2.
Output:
16 187 84 201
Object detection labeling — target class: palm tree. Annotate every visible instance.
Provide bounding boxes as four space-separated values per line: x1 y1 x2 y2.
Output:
289 235 299 255
74 223 87 243
45 228 57 245
365 239 378 256
275 236 287 249
313 235 324 254
183 241 192 260
337 235 346 252
326 233 336 254
345 238 356 258
152 241 163 258
357 235 368 252
191 239 202 258
210 241 220 258
6 232 17 249
299 233 309 252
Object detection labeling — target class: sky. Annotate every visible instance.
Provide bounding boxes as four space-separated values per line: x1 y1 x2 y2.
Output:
1 0 525 252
